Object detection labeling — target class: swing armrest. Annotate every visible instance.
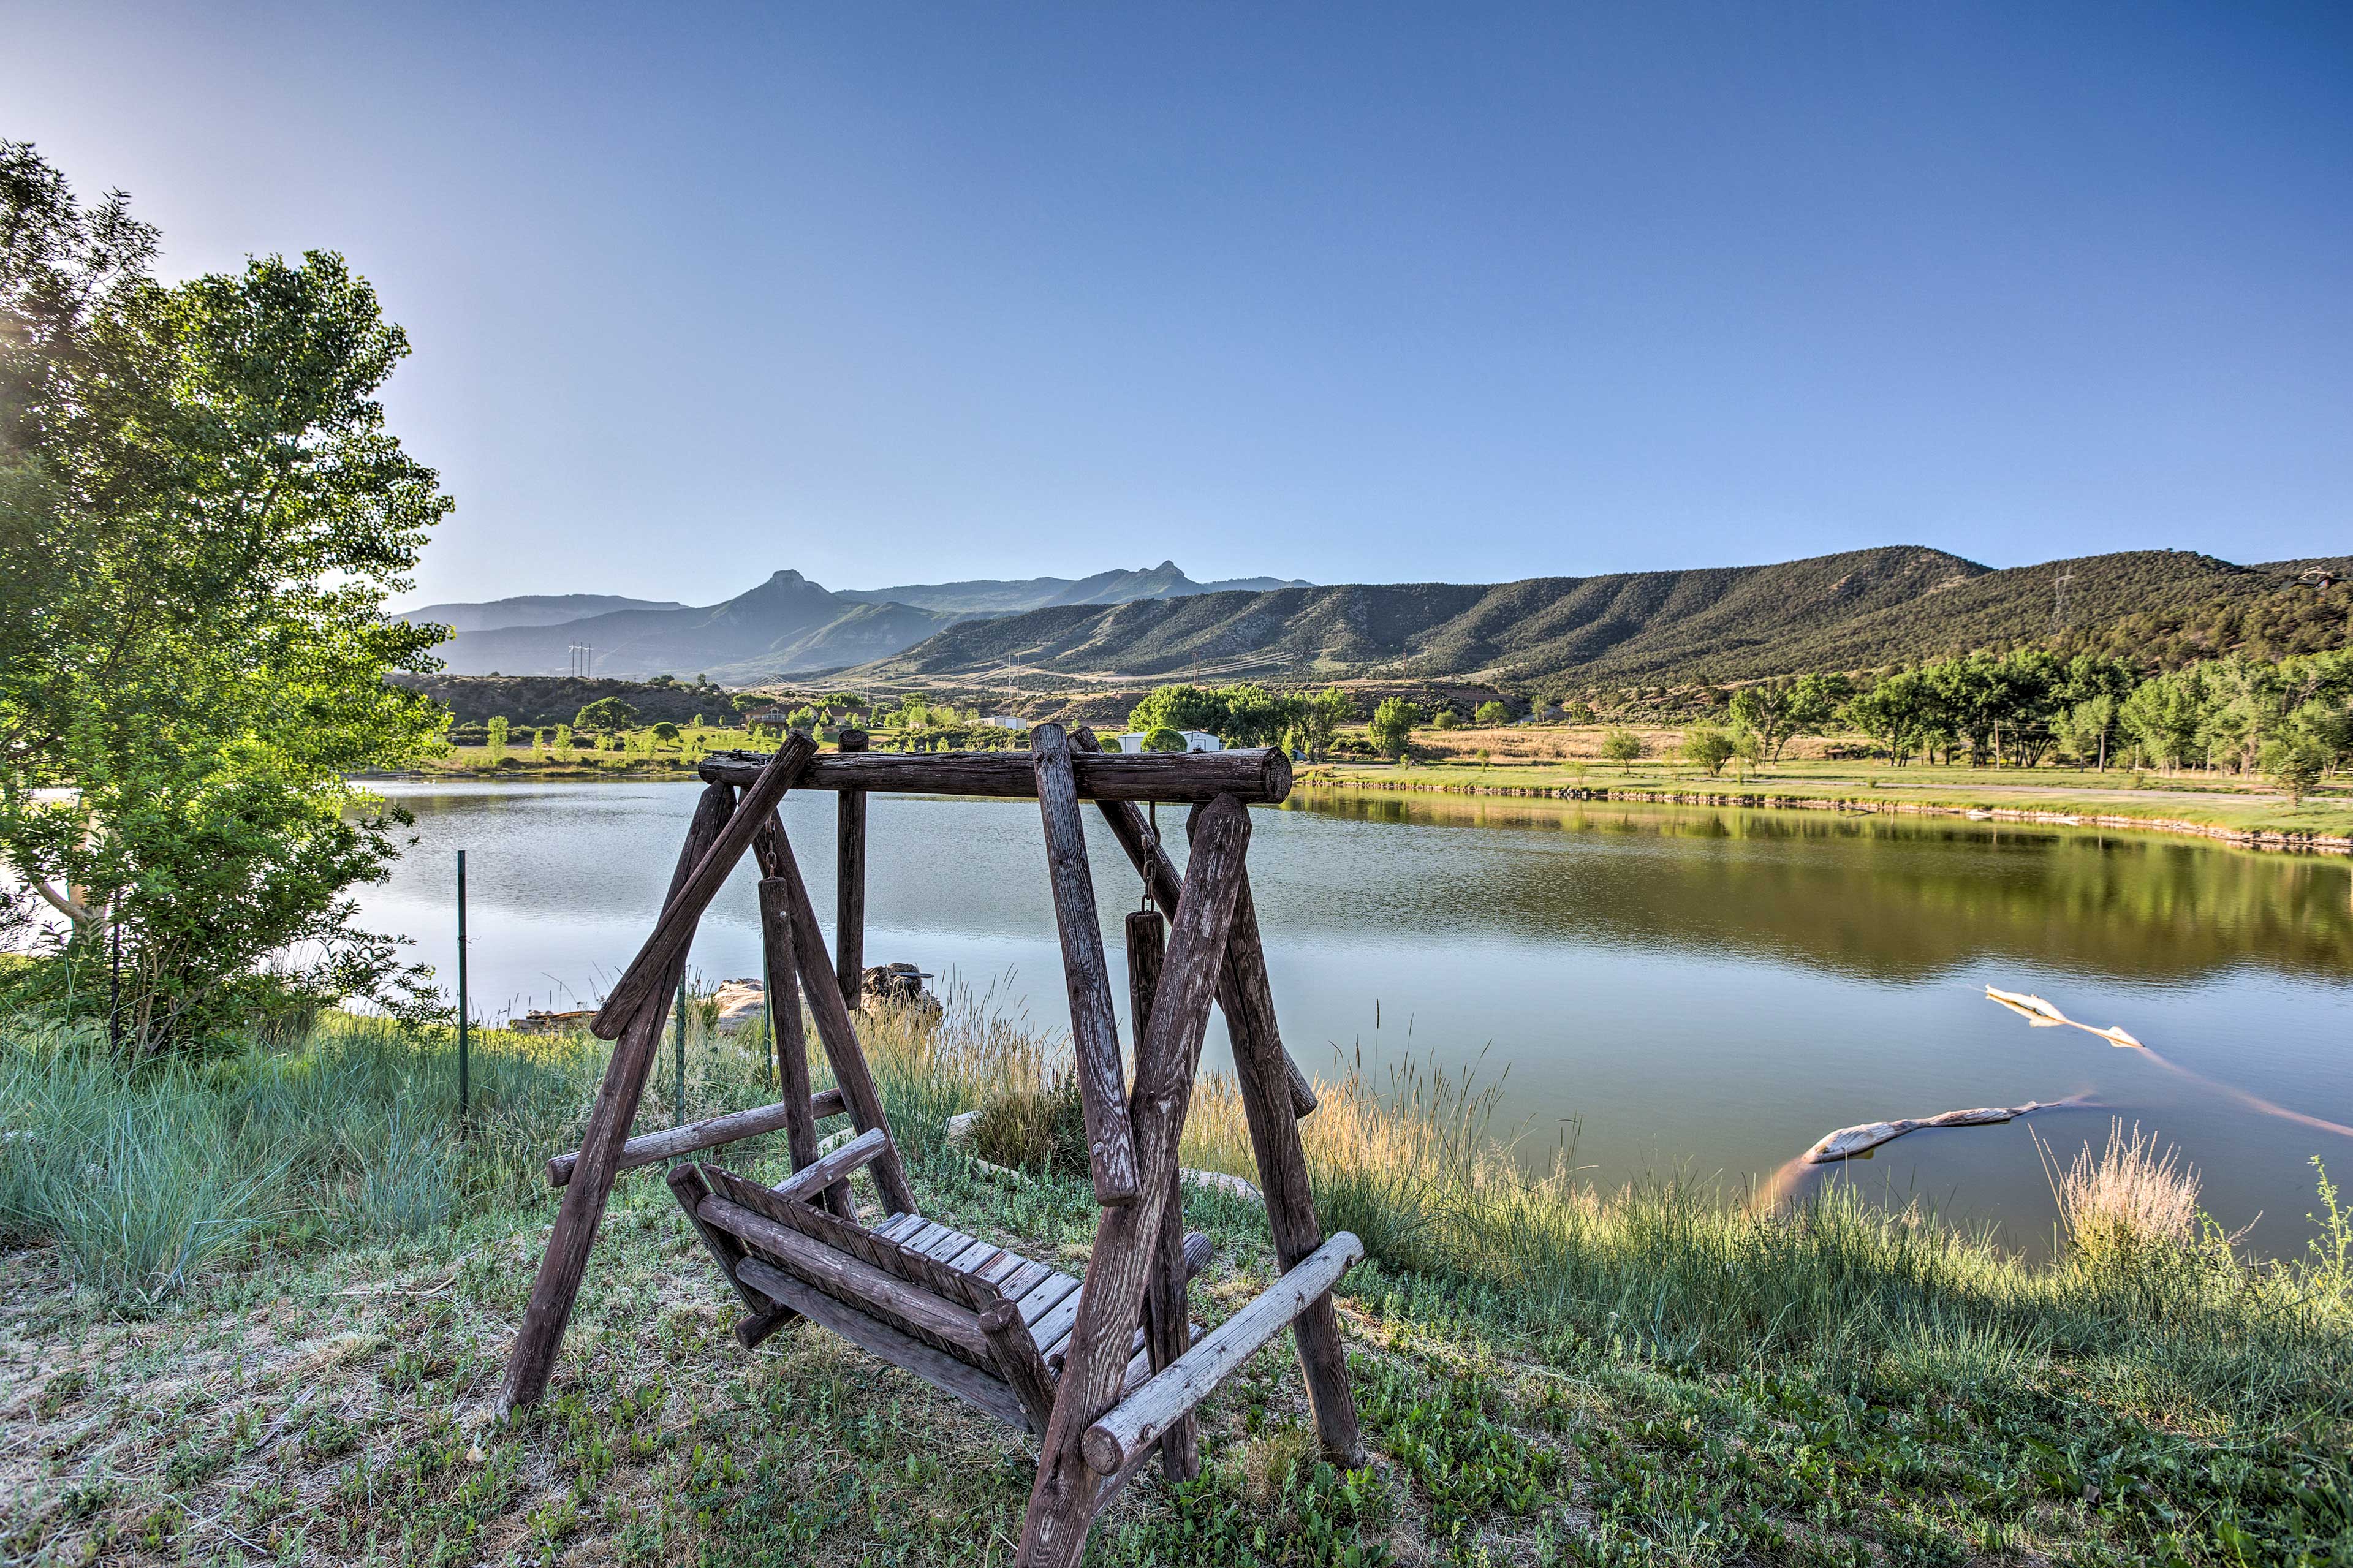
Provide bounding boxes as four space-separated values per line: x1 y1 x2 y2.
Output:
1080 1232 1362 1476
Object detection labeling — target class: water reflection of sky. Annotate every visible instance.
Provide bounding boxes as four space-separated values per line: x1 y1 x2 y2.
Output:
358 781 2353 1257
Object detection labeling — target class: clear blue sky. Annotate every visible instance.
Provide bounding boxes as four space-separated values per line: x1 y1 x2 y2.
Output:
11 2 2349 606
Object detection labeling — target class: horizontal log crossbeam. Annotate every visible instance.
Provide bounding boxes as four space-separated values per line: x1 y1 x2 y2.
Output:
1080 1232 1364 1477
699 746 1292 804
547 1090 849 1187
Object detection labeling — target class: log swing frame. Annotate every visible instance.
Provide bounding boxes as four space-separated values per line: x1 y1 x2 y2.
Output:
499 724 1365 1567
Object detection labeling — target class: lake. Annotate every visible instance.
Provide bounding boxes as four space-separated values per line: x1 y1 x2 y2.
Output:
358 779 2353 1256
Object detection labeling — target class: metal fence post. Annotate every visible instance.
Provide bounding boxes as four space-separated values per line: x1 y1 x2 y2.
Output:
457 850 470 1119
674 974 688 1129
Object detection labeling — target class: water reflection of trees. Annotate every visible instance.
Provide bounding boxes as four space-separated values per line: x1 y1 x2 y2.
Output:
1280 795 2353 983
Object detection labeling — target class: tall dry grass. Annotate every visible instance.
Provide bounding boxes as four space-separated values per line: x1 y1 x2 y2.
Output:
1181 1051 2352 1429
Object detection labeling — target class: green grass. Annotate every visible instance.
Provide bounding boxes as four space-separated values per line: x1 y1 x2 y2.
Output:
5 1004 2351 1566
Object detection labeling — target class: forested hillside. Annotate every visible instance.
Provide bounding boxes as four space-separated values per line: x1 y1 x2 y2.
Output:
851 547 2350 687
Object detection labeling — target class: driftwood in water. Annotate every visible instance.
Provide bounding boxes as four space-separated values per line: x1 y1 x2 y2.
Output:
1985 986 2143 1048
1803 1100 2067 1163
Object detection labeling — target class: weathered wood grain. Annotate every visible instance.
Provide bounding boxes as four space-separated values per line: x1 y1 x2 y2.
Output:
749 819 919 1216
1188 803 1366 1469
544 1090 847 1187
500 781 735 1415
1082 1232 1364 1475
1034 724 1141 1206
1016 793 1254 1568
698 745 1292 804
1069 726 1317 1120
593 736 814 1039
733 1258 1031 1431
1126 907 1198 1480
835 729 868 1008
774 1126 889 1203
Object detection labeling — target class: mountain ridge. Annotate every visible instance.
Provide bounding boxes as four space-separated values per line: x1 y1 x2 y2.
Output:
411 561 1316 678
845 547 2351 689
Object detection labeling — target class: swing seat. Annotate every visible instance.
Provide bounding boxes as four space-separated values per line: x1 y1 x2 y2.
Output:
668 1145 1211 1437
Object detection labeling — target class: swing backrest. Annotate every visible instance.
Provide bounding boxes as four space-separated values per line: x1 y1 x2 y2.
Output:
691 1162 1064 1376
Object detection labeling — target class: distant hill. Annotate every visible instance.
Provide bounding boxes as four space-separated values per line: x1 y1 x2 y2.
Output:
832 560 1311 613
848 547 2349 689
409 560 1313 678
429 571 961 681
393 593 685 634
388 674 754 727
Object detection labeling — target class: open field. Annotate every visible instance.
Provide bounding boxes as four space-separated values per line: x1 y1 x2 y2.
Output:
1309 727 2353 850
6 998 2352 1566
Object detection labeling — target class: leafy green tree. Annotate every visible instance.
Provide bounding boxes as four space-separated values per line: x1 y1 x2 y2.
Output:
575 697 638 733
1726 686 1794 762
1296 688 1354 762
2261 736 2327 806
1474 700 1512 727
651 721 680 743
787 705 819 732
1432 709 1461 730
1681 726 1736 776
1143 726 1187 752
2121 667 2208 773
2053 696 2113 769
1732 727 1765 782
1783 673 1849 755
1128 684 1221 736
485 716 508 763
0 144 449 1047
1368 698 1425 760
1600 727 1643 772
1843 672 1938 766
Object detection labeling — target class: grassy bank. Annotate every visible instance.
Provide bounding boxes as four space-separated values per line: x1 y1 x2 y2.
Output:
1306 743 2353 850
6 1002 2350 1566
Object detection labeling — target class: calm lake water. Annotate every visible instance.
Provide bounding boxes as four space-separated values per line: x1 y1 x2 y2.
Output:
359 780 2353 1256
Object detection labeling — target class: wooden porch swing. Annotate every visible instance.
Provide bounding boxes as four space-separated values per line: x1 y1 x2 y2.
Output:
500 724 1365 1567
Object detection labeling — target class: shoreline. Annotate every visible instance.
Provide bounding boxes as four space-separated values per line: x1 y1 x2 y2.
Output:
355 761 2353 854
1300 773 2353 854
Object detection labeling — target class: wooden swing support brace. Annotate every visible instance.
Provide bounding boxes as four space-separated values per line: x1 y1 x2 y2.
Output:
1069 727 1319 1121
502 738 1362 1568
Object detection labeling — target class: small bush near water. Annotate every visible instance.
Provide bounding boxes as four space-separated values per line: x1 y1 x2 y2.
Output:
7 989 2352 1565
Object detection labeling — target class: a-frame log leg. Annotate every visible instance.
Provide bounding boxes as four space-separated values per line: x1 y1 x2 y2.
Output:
1017 795 1254 1568
665 1162 796 1347
751 817 920 1218
499 781 736 1415
1188 805 1366 1469
1034 724 1141 1206
1126 908 1199 1482
835 728 867 1010
1069 726 1319 1119
757 878 854 1221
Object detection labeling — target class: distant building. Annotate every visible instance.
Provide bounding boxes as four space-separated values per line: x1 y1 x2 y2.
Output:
1112 730 1224 754
746 708 793 727
978 714 1026 730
